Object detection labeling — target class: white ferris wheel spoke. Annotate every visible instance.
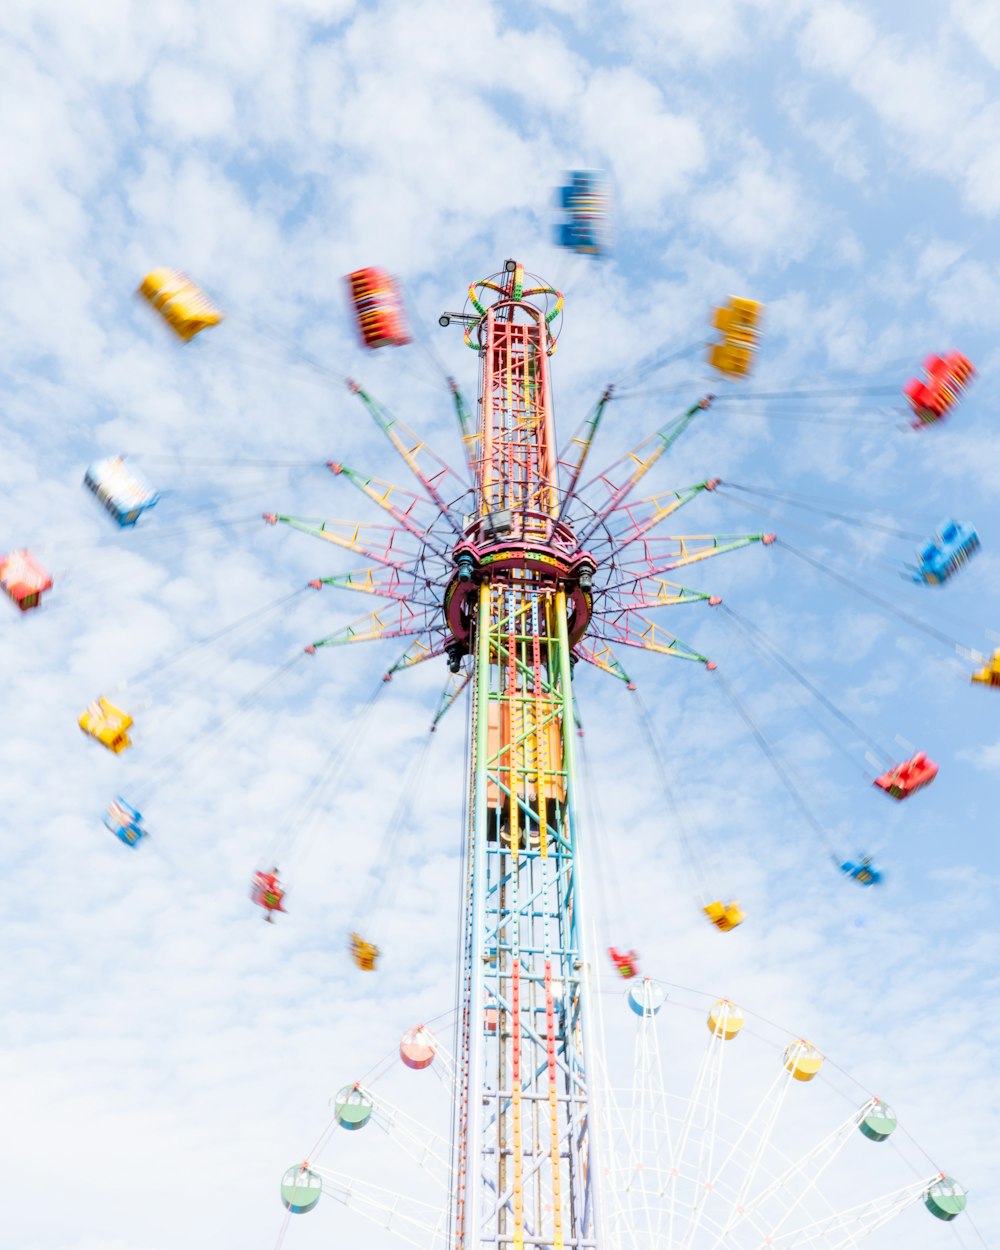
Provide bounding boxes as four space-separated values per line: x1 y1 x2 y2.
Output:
628 987 674 1247
665 1004 734 1249
360 1085 454 1189
692 1058 800 1250
308 1165 449 1249
586 952 642 1250
760 1174 940 1250
728 1097 883 1240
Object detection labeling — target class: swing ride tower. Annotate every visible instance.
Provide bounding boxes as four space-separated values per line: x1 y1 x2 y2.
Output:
444 262 600 1250
271 260 970 1246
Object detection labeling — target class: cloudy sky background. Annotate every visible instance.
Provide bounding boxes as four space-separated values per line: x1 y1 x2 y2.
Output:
2 0 999 1247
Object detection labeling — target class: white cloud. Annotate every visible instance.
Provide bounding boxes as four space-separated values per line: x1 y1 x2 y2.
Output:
957 737 1000 770
952 0 1000 69
693 151 818 264
797 0 1000 214
618 0 808 68
1 1 999 1247
578 68 707 222
780 85 870 185
144 62 237 141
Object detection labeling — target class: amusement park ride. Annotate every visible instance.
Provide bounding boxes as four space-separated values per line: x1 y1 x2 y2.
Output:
268 258 971 1245
15 182 988 1243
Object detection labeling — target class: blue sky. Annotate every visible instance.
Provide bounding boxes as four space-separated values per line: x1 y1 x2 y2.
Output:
1 1 998 1247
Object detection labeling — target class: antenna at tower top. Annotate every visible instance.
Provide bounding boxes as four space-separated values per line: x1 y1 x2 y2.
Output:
439 260 564 353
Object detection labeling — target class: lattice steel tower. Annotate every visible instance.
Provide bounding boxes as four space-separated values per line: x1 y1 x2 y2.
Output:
443 261 600 1250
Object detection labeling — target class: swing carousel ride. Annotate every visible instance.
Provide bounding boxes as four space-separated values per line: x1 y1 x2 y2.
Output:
16 176 993 1247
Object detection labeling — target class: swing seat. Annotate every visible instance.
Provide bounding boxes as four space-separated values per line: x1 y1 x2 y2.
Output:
707 342 754 379
555 171 611 256
971 648 1000 688
905 351 975 426
251 870 286 917
83 456 160 528
708 297 763 379
79 696 133 753
345 268 410 349
839 858 883 887
103 796 147 847
350 931 380 971
873 752 937 800
703 900 745 931
0 549 52 611
911 519 979 584
608 947 639 979
138 269 222 342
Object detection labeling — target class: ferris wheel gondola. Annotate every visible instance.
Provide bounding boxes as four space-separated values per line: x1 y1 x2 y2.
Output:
278 983 968 1248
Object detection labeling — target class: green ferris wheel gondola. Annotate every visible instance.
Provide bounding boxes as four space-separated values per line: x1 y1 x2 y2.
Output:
924 1175 968 1221
859 1100 898 1142
280 1164 322 1214
333 1083 374 1131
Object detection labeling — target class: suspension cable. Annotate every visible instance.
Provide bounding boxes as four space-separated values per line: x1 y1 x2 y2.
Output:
262 673 391 868
777 539 975 655
611 396 895 427
127 454 325 468
612 340 704 390
132 651 306 800
711 670 839 857
632 688 711 895
118 587 312 691
714 384 903 402
718 483 925 541
718 605 891 766
358 728 439 926
710 488 909 577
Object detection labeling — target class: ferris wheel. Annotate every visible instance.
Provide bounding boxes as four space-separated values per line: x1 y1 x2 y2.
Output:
277 979 967 1250
30 245 990 1249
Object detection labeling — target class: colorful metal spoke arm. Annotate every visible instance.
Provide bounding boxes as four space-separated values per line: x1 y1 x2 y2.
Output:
555 385 613 524
347 379 468 537
313 565 438 605
572 639 635 687
308 604 444 651
267 515 419 570
613 532 773 581
325 461 450 557
605 479 720 549
387 634 452 675
431 671 473 729
591 610 713 665
597 578 714 613
449 376 482 487
575 396 712 546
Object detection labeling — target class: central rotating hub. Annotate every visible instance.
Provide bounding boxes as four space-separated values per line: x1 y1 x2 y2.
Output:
443 511 595 669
